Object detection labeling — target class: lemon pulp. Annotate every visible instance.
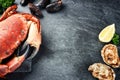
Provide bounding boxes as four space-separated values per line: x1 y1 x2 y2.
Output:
98 24 115 42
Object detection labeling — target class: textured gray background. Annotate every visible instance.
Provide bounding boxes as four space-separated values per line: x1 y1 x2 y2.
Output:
1 0 120 80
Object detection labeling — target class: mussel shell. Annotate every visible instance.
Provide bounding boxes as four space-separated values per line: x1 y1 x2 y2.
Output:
28 3 43 18
20 0 31 6
35 0 50 9
46 0 62 13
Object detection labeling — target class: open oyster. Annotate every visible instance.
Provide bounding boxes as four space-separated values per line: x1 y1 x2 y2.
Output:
88 63 115 80
101 44 120 68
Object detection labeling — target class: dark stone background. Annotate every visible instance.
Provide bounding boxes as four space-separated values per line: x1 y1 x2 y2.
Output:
1 0 120 80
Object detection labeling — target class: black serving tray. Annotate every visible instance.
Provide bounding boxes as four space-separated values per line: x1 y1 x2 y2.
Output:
3 0 120 80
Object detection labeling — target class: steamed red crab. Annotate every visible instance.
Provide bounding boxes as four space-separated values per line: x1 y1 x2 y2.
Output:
0 5 41 77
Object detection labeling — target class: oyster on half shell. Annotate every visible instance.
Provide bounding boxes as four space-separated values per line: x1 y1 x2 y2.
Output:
101 44 120 68
88 63 115 80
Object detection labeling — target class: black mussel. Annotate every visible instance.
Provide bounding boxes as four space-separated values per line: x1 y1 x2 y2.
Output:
46 0 62 13
28 3 43 18
35 0 50 9
20 0 31 6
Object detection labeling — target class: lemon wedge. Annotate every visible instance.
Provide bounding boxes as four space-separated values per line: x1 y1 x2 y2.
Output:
98 24 115 42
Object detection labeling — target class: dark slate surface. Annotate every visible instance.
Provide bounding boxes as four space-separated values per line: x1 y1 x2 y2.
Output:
1 0 120 80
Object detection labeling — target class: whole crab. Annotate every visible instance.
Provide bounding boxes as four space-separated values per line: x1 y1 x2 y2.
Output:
0 5 41 77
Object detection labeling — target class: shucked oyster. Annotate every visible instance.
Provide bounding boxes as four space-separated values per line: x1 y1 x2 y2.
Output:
88 63 115 80
101 44 120 68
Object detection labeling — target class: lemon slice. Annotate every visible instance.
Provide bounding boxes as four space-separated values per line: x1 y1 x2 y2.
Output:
98 24 115 42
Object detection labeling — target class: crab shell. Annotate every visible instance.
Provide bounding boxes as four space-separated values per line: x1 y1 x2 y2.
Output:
0 5 41 77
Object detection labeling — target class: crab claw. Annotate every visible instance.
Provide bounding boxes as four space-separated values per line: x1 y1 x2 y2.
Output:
26 22 41 59
17 13 41 59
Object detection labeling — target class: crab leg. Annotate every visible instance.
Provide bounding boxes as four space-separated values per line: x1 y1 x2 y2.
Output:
0 65 9 77
0 5 17 21
0 56 25 78
0 45 29 78
0 55 25 78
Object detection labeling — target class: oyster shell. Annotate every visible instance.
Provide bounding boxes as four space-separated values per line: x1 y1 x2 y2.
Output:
101 44 120 68
88 63 115 80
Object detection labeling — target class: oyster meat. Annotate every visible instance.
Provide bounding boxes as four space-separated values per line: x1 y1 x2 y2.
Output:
88 63 115 80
